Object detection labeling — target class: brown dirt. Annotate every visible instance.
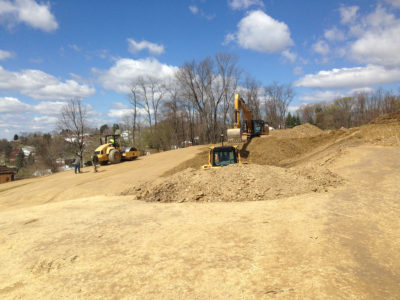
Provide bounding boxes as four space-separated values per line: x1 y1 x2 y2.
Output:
1 112 400 299
270 123 324 138
162 148 209 177
369 110 400 124
126 164 343 203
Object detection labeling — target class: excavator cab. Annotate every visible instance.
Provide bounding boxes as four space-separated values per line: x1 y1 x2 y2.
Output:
203 146 241 168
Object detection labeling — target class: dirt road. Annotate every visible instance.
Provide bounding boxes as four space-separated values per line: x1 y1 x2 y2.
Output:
1 144 399 299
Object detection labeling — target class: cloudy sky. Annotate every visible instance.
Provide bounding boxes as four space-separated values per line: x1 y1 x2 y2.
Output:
1 0 400 139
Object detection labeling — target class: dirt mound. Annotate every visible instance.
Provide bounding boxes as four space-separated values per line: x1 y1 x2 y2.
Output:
122 164 343 203
242 130 348 166
370 110 400 125
357 123 400 146
270 123 324 139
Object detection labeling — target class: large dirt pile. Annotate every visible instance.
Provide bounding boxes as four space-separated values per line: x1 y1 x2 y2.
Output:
270 123 324 138
241 130 347 166
357 111 400 146
370 110 400 125
122 164 343 203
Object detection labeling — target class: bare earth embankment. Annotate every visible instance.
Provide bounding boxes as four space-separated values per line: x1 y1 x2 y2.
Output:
1 112 400 299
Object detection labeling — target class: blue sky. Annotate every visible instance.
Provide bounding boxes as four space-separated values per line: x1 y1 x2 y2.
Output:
1 0 400 139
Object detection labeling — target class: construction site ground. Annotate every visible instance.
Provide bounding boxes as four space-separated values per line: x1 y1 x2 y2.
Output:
1 112 400 299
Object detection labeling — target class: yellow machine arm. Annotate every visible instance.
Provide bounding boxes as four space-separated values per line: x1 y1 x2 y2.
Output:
233 93 253 134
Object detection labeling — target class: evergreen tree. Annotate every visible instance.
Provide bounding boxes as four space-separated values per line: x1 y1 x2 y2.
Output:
100 124 109 134
112 123 120 133
27 153 35 165
13 134 19 141
285 113 296 128
16 150 25 169
295 115 301 126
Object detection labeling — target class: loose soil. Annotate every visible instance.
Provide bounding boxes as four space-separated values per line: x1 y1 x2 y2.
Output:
127 164 343 203
1 111 400 299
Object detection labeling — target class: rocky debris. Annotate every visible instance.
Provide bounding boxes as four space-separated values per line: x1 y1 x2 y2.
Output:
122 164 344 203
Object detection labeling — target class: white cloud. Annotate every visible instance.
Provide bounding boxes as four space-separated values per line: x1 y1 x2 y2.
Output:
0 0 58 32
235 10 293 53
223 33 236 45
299 87 376 104
293 66 303 75
0 49 14 60
227 0 264 10
349 87 375 94
349 6 400 67
0 97 103 139
299 91 346 103
107 102 148 119
386 0 400 8
339 5 359 24
96 58 178 94
0 66 95 100
0 96 31 113
68 44 81 52
127 38 165 56
189 5 198 14
34 101 65 115
281 49 296 63
312 40 330 56
324 27 345 41
294 65 400 90
288 105 300 113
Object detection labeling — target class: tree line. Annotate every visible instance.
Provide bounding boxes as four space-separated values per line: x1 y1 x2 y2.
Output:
3 52 400 178
296 89 400 130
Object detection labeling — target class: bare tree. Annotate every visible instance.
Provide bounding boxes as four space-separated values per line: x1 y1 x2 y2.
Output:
264 82 294 129
215 52 241 130
58 98 88 164
128 86 141 145
176 53 240 143
135 76 166 129
240 75 262 120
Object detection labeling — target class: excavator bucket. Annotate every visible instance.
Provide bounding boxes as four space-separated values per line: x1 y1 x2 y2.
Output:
227 128 242 143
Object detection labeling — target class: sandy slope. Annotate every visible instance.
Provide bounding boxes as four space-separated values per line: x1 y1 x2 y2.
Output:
1 117 400 299
0 144 399 299
0 145 206 211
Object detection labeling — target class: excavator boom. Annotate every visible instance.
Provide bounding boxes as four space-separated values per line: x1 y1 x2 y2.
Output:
227 93 269 142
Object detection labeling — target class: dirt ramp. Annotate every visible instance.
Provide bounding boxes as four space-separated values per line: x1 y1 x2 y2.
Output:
122 164 343 203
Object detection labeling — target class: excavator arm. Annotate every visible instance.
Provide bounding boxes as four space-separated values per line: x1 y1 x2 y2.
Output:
228 93 269 142
228 93 253 142
233 93 254 133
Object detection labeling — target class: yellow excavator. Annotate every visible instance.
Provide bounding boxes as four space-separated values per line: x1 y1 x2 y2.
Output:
227 93 269 142
94 134 140 164
203 145 241 168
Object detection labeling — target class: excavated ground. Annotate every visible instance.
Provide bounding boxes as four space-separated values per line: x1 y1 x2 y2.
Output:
135 118 400 204
1 111 400 299
124 164 343 203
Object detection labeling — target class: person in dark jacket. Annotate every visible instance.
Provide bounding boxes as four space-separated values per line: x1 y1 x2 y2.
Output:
92 153 99 173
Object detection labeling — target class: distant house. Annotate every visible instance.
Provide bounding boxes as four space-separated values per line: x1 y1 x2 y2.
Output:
33 169 52 177
0 166 17 184
21 146 35 156
121 130 130 141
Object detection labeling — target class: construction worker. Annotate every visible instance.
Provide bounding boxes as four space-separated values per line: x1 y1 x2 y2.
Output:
73 156 81 174
92 153 99 173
